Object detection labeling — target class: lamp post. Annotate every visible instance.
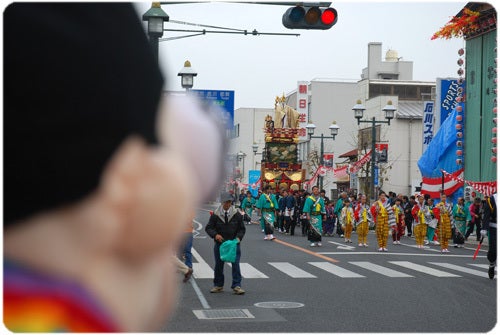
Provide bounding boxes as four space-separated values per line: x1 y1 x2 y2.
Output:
177 60 198 91
305 121 340 190
352 100 395 201
237 151 247 182
142 2 169 63
252 143 267 167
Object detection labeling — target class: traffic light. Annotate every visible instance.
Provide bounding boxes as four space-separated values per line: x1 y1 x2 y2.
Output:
282 6 338 30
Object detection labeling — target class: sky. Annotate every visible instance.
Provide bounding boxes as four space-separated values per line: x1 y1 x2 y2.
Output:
135 0 468 109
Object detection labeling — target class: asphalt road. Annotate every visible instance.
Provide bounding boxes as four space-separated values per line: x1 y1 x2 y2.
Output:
162 205 496 333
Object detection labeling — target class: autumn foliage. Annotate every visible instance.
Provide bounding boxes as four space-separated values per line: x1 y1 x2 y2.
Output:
431 8 481 40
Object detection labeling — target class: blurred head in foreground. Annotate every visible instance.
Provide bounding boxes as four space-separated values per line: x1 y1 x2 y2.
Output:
4 3 225 332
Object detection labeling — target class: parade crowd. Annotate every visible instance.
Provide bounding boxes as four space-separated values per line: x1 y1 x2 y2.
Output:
199 186 496 297
237 187 493 254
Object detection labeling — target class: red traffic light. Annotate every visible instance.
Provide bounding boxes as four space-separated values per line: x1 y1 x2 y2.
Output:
321 8 337 26
283 6 338 30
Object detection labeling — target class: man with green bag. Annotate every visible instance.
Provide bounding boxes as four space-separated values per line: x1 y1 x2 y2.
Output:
205 192 246 295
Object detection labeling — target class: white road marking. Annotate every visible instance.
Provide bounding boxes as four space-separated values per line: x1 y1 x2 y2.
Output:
349 261 414 277
228 263 269 278
389 261 460 277
191 248 215 279
268 262 317 278
429 262 491 278
308 262 365 278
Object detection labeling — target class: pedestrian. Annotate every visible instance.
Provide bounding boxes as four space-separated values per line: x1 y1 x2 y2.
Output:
303 186 327 247
181 211 196 270
481 194 497 279
320 189 330 234
205 192 246 295
283 190 297 235
392 198 406 244
241 191 256 224
3 3 227 332
174 256 194 283
354 194 372 247
466 197 483 241
452 197 467 248
334 192 347 237
278 189 287 233
320 189 330 204
340 198 355 243
388 192 397 206
298 190 310 236
412 194 428 249
238 189 246 208
403 195 414 237
370 191 396 251
349 194 358 209
256 185 279 240
424 197 439 245
324 201 336 236
433 193 454 253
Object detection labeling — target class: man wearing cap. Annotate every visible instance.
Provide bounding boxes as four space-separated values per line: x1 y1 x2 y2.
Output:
205 192 246 295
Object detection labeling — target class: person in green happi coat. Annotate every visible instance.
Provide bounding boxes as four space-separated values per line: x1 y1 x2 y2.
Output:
303 186 326 247
241 191 256 225
256 185 279 240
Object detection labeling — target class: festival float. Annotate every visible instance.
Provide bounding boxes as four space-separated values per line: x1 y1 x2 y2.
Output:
260 95 305 192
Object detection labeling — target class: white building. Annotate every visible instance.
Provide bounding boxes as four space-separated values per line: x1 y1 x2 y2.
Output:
230 42 435 200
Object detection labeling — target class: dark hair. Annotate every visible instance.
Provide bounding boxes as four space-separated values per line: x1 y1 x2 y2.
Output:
4 3 163 225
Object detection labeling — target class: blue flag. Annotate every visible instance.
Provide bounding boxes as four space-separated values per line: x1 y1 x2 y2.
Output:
418 104 464 203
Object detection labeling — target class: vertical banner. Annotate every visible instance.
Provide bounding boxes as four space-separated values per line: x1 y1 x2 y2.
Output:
350 172 358 190
375 143 388 163
436 78 461 126
323 153 334 167
374 165 379 186
422 101 435 154
248 170 261 197
296 81 309 142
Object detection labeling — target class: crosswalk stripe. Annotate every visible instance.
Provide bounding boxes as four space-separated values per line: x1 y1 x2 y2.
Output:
429 262 490 278
191 246 483 279
228 263 269 278
268 262 317 278
349 261 414 277
389 261 460 277
191 248 214 279
309 262 365 278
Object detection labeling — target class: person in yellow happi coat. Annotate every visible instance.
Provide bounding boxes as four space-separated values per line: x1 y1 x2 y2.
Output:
354 194 373 247
411 194 428 249
340 199 355 243
370 191 396 252
433 193 455 253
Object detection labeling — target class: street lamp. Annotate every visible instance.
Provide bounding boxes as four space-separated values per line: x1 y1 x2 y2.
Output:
306 121 340 190
252 143 267 166
352 99 395 200
177 60 198 91
142 2 169 63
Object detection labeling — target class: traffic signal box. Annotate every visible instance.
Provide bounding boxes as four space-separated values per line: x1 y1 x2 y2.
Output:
282 6 338 30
